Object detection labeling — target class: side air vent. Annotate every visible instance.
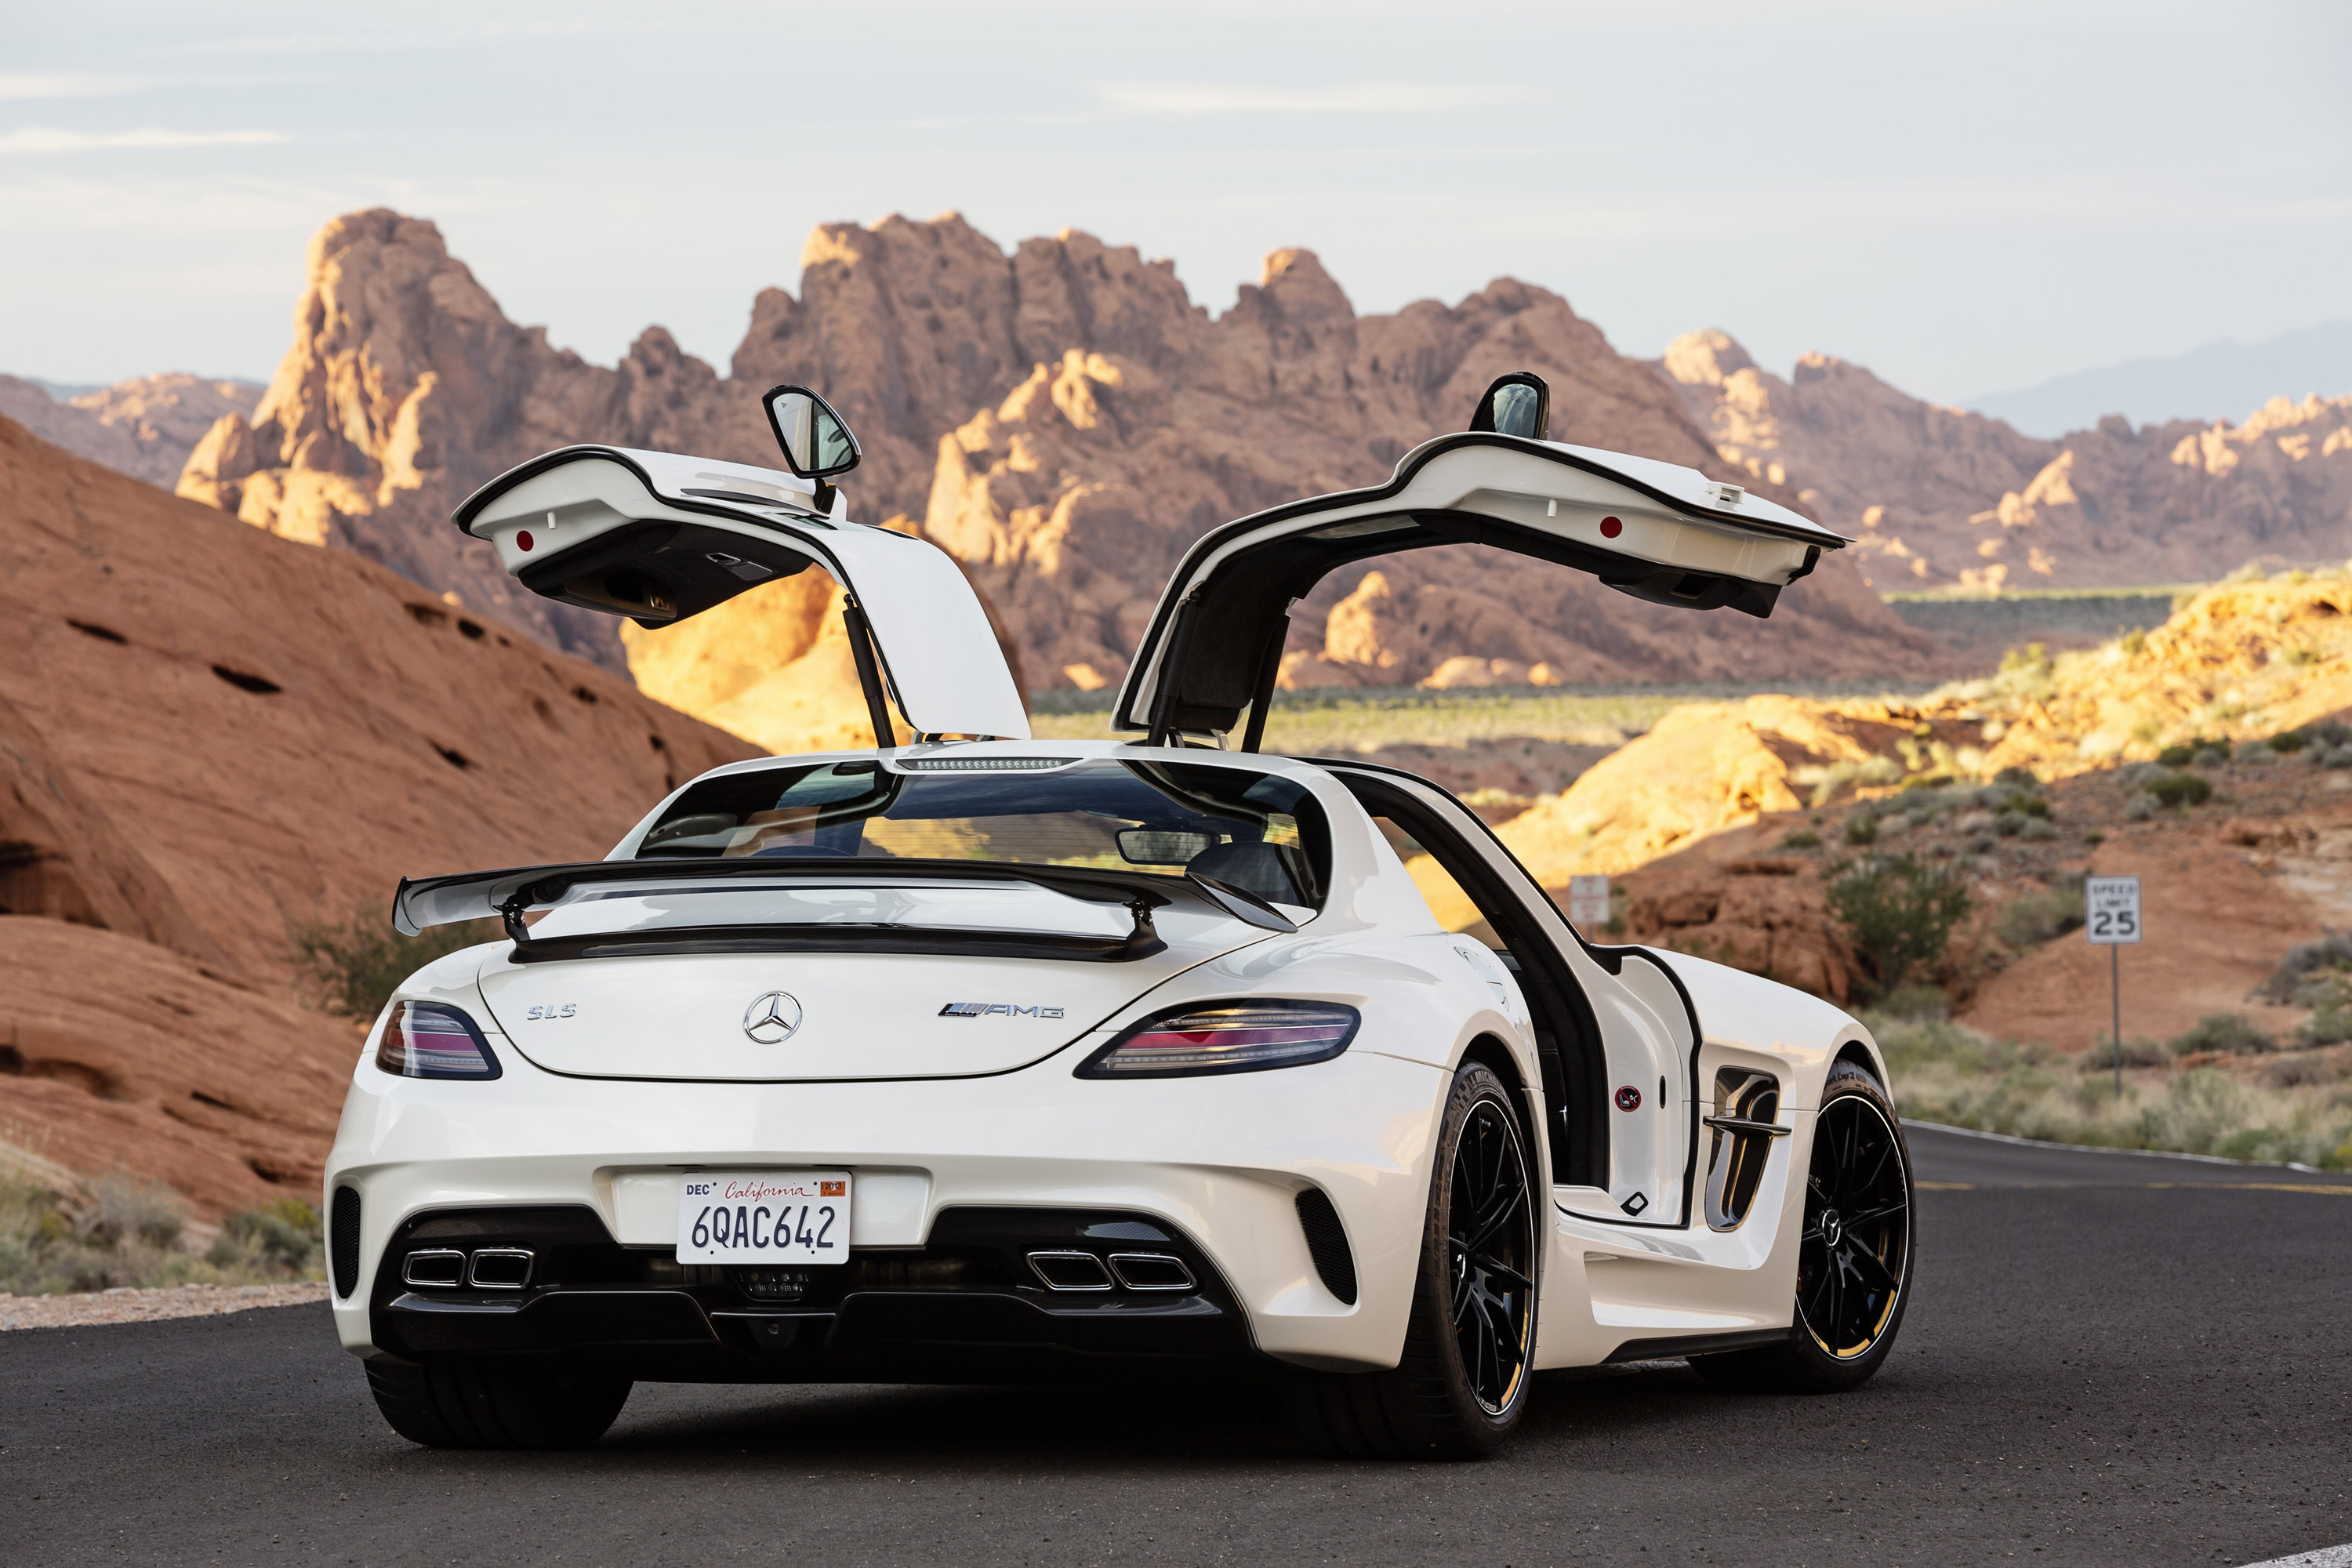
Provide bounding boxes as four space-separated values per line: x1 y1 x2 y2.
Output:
1294 1188 1358 1305
329 1186 362 1299
1702 1067 1791 1232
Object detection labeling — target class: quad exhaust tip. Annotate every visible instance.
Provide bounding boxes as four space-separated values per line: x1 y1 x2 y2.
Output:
1027 1250 1198 1293
1027 1250 1114 1291
399 1247 535 1290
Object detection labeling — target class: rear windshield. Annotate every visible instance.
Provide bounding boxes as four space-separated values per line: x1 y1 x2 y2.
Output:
635 759 1331 909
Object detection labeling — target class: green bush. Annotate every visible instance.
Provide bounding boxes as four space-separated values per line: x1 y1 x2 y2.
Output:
209 1198 319 1274
2156 744 2195 767
1994 877 2086 949
1827 854 1973 997
2268 731 2307 754
291 909 502 1020
2144 771 2213 808
2167 1013 2274 1057
1777 829 1821 850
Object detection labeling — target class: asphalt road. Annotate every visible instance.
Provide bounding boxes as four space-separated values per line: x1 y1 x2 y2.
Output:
5 1127 2349 1568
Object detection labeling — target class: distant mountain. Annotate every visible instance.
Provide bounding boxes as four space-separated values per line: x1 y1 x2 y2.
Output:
0 372 263 488
1654 329 2352 594
166 208 1937 695
1965 321 2352 438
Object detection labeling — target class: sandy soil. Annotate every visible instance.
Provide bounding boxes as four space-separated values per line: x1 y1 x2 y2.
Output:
0 1281 328 1333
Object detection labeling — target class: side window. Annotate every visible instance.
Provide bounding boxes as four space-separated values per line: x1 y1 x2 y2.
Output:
1370 816 1495 941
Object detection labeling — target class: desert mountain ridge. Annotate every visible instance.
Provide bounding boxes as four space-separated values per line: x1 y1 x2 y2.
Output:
1657 330 2352 594
0 373 262 489
149 208 1937 728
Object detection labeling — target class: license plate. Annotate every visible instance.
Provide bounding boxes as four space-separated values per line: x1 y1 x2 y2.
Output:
676 1171 851 1265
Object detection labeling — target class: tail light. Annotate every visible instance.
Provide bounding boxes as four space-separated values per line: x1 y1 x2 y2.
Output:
1076 1002 1359 1079
376 1000 503 1080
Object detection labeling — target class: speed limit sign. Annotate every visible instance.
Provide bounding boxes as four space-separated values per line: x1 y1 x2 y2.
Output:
2085 876 2141 945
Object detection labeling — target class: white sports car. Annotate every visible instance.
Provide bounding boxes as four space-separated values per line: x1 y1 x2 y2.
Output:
324 376 1915 1457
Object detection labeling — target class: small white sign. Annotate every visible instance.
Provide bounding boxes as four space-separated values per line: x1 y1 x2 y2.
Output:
2085 876 2142 945
1568 874 1612 928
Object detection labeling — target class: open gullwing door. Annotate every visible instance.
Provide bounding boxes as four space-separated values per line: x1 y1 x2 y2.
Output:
453 445 1030 742
1112 424 1849 743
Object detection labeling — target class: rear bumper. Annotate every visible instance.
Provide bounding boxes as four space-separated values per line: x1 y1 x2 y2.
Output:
323 1043 1450 1376
364 1203 1253 1382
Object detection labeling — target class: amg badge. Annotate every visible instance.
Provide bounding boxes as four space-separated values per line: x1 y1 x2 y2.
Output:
939 1002 1065 1019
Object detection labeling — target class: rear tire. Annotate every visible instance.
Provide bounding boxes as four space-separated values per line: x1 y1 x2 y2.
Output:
366 1359 631 1449
1285 1061 1539 1459
1692 1062 1914 1395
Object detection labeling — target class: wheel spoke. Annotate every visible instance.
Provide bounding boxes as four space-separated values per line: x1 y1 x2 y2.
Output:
1470 1254 1534 1292
1846 1200 1907 1227
1849 1244 1900 1294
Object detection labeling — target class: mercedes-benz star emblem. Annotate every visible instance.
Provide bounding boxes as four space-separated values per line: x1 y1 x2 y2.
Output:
742 991 803 1044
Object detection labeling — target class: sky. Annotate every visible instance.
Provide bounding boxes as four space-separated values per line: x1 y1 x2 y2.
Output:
5 0 2348 405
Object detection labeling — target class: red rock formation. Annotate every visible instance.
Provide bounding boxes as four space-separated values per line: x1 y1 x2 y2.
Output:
0 414 760 1210
0 372 260 488
1658 329 2352 592
178 210 1937 701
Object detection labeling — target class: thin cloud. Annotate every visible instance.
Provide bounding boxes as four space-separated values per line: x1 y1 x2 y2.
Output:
0 74 144 100
0 128 290 155
1098 82 1530 115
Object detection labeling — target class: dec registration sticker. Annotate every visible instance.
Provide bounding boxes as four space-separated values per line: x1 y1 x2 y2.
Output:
677 1171 851 1265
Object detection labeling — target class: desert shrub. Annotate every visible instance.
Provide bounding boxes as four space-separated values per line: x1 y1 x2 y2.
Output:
75 1174 185 1250
1873 983 1951 1021
1993 765 2040 789
291 910 501 1020
2144 772 2212 808
2076 1036 2173 1070
2193 746 2229 768
1827 854 1973 997
2082 829 2107 846
2124 793 2158 822
2251 931 2352 1005
2265 1053 2347 1089
2324 747 2352 771
2118 629 2147 657
2303 1002 2352 1047
2168 1013 2275 1057
1993 811 2025 837
1995 877 2086 949
2156 743 2195 767
2019 818 2060 842
2316 720 2352 748
1842 815 1878 846
2269 731 2307 753
209 1198 319 1275
1778 829 1821 850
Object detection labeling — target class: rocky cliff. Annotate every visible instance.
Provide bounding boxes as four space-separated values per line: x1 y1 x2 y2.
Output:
176 209 1939 711
0 373 260 489
1658 330 2352 592
0 415 759 1212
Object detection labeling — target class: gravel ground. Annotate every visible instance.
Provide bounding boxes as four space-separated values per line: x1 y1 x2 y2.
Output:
0 1280 328 1331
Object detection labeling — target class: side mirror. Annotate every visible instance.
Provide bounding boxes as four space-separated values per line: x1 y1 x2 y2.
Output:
761 385 862 479
1468 372 1550 441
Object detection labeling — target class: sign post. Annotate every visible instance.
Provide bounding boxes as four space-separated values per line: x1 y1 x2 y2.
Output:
1567 875 1611 931
2084 875 2142 1098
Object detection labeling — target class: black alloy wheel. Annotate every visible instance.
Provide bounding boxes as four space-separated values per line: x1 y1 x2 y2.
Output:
1283 1061 1540 1458
1694 1063 1915 1394
1448 1089 1538 1415
1796 1085 1911 1359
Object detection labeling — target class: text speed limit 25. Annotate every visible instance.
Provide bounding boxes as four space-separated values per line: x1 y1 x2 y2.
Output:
2085 876 2141 945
